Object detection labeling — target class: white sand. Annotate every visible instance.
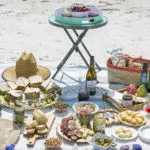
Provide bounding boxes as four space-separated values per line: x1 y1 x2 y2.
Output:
0 0 150 67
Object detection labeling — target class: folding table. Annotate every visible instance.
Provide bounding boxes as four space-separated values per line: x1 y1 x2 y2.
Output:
49 15 108 79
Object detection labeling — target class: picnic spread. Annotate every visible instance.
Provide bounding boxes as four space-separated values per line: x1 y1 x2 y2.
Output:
0 3 150 150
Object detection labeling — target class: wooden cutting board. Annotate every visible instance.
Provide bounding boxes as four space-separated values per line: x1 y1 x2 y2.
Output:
24 114 55 146
0 119 20 149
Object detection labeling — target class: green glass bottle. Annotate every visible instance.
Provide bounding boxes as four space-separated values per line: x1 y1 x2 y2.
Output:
147 68 150 92
86 56 97 95
13 101 25 127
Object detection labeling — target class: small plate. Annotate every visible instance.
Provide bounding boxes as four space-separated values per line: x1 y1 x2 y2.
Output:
112 126 138 141
72 101 99 115
138 125 150 143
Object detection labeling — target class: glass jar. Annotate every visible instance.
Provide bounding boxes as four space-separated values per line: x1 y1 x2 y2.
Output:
78 111 91 128
93 113 105 134
13 101 25 127
122 94 133 108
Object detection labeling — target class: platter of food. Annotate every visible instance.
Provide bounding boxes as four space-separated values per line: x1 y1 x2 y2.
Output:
72 101 99 115
103 88 149 111
118 110 146 127
95 109 120 126
0 75 62 110
24 109 55 146
57 115 94 143
112 126 138 141
44 138 62 149
54 4 103 25
53 101 69 113
88 133 113 150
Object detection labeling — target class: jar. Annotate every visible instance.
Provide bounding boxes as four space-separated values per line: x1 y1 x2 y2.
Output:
122 94 133 108
78 111 91 128
13 101 25 127
93 113 105 134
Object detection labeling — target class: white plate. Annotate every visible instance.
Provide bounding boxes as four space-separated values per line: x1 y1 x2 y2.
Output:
72 101 99 115
138 125 150 143
112 126 138 141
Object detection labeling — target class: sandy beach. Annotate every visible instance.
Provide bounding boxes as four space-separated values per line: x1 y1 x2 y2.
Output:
0 0 150 67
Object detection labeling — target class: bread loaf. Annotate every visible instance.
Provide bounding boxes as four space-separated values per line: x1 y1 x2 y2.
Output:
16 52 37 78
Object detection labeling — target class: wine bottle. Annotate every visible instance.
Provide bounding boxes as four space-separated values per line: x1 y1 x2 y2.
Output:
86 56 97 95
141 62 148 88
147 67 150 92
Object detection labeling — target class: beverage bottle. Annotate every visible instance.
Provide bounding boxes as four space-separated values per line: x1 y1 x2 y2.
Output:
141 62 149 88
147 67 150 92
86 56 97 95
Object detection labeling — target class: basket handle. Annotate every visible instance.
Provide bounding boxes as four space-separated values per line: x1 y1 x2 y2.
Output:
115 56 143 68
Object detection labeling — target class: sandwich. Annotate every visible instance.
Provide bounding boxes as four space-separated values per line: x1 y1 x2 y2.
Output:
0 83 10 95
5 90 23 101
16 77 29 90
29 75 43 87
24 87 40 99
40 79 51 92
7 81 18 90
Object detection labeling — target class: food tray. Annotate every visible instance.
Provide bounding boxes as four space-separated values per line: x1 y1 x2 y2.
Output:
0 94 59 110
118 115 146 127
24 114 55 146
54 8 103 25
103 89 148 111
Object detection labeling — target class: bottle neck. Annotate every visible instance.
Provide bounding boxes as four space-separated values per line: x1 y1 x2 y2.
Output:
90 56 94 67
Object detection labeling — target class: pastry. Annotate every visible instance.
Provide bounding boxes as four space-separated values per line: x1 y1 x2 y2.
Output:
115 128 132 138
29 75 43 87
16 77 29 90
26 128 36 135
24 87 40 99
119 110 145 126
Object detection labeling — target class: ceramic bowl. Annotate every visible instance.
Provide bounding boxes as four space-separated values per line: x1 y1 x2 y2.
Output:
88 133 113 150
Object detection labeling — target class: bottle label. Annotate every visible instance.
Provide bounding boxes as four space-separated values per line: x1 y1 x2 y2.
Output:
141 73 147 83
86 80 96 92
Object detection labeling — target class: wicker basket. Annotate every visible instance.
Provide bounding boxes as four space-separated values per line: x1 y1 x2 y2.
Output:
107 56 150 85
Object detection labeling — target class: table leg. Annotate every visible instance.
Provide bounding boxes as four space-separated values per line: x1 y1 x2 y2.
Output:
52 29 89 79
64 28 89 68
73 29 101 71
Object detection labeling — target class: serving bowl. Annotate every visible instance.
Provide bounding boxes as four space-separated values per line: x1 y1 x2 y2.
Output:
88 133 113 150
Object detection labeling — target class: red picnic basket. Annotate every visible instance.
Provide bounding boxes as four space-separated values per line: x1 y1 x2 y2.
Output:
107 56 150 85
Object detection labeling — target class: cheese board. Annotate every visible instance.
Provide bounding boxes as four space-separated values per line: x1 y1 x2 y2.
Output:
24 114 55 146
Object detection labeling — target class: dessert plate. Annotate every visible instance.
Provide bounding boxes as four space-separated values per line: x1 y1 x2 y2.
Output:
112 126 138 141
138 125 150 143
